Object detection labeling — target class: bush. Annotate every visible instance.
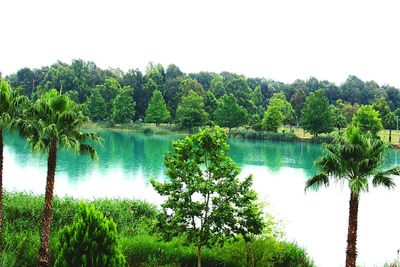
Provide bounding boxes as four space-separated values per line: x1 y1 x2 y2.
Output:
309 135 334 144
54 203 126 267
229 128 299 142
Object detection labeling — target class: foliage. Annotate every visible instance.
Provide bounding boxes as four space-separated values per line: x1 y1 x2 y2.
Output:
351 105 383 136
262 105 284 132
54 203 126 267
176 90 208 129
262 93 294 132
1 192 314 267
300 90 335 136
112 86 135 124
151 127 264 266
290 88 307 126
228 128 299 142
145 90 171 125
7 60 400 130
214 94 248 129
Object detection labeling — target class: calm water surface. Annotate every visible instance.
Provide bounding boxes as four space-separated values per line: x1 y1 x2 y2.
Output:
3 130 400 267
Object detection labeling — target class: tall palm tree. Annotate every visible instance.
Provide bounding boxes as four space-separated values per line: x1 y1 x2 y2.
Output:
16 89 101 267
305 126 400 267
0 78 26 251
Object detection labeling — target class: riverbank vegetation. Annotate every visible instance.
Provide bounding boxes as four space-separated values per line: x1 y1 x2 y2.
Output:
0 192 314 267
4 60 400 143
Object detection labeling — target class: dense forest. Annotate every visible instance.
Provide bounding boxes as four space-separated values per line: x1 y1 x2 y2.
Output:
3 59 400 135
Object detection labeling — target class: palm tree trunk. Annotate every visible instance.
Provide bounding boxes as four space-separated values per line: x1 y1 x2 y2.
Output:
0 128 3 251
197 244 202 267
345 191 359 267
389 129 392 143
38 139 57 267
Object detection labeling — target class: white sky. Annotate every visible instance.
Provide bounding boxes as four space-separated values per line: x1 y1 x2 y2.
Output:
1 0 400 87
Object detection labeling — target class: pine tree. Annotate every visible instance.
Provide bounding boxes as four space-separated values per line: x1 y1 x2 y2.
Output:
145 90 171 126
55 203 126 267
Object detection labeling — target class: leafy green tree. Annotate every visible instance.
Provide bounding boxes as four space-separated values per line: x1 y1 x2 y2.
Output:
262 93 294 132
112 86 135 125
351 105 383 136
179 77 205 98
176 90 208 129
16 90 101 267
372 97 391 123
262 105 284 132
87 89 107 122
337 100 360 123
290 88 306 126
0 79 27 251
306 126 400 267
145 90 171 126
214 94 248 130
209 74 226 99
226 77 256 114
300 90 335 137
54 203 126 267
95 78 121 120
165 64 184 82
384 112 396 142
151 127 264 267
204 91 218 121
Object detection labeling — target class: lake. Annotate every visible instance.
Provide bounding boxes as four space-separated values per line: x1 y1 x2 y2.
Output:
3 130 400 267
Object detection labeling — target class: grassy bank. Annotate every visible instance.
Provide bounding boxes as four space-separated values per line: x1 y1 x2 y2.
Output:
0 192 315 267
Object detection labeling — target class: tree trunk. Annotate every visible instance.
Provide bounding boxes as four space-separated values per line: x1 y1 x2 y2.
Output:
197 244 202 267
345 191 359 267
389 129 392 143
38 139 57 267
0 128 3 251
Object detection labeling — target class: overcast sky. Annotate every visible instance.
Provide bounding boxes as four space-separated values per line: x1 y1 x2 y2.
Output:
1 0 399 87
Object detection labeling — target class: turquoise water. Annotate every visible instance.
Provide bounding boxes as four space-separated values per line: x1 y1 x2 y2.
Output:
3 130 400 267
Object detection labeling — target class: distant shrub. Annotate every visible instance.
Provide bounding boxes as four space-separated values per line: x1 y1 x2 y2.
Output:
229 128 299 142
309 135 334 144
54 203 126 267
220 237 315 267
143 127 154 135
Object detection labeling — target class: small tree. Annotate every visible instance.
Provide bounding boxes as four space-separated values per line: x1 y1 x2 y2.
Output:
176 90 208 129
262 93 293 132
301 90 334 137
351 105 383 136
145 90 171 126
262 105 284 132
112 86 135 125
214 94 248 130
151 127 264 267
55 203 126 267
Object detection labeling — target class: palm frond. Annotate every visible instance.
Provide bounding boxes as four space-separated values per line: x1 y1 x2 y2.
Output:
305 173 329 191
372 167 400 189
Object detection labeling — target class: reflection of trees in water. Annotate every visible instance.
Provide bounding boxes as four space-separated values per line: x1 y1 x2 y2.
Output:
228 139 323 175
8 130 398 183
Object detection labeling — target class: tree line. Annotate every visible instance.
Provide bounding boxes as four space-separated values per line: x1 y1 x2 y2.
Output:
3 59 400 136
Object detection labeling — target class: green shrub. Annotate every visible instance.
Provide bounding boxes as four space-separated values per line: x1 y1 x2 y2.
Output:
309 135 334 144
229 128 299 142
54 203 126 267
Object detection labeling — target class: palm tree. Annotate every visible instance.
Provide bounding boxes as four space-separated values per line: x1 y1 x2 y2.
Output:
305 126 400 267
0 78 26 251
16 89 101 267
